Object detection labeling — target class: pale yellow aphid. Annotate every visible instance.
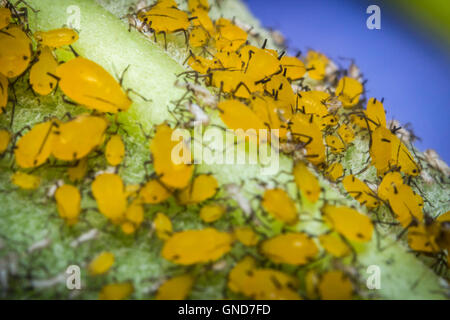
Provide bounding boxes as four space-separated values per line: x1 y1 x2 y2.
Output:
322 205 373 242
11 172 40 190
199 204 225 223
99 283 133 300
92 173 127 222
162 228 233 265
105 134 125 166
88 251 115 276
67 158 88 182
55 184 81 225
234 226 259 246
139 179 171 204
318 270 353 300
335 76 363 108
156 274 194 300
261 188 298 225
293 162 321 203
177 174 218 205
319 233 351 258
34 28 79 48
153 212 173 240
261 233 318 265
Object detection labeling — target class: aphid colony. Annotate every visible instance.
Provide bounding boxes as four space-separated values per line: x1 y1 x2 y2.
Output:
0 0 448 300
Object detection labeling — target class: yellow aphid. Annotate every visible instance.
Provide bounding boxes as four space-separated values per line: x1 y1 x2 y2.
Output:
289 113 325 165
1 73 9 112
188 0 209 12
139 179 171 204
121 222 136 235
156 274 194 300
153 0 178 8
150 124 193 189
178 174 218 205
234 227 259 246
0 8 11 30
99 283 133 300
67 158 88 182
306 51 328 81
337 123 355 144
105 134 125 166
34 28 79 48
366 97 386 130
261 233 318 265
228 256 256 293
214 51 242 70
319 233 351 258
378 171 403 201
370 126 420 176
240 45 281 81
188 54 215 74
262 188 298 225
387 183 423 227
29 47 58 96
293 162 320 203
189 26 209 48
15 121 56 168
218 99 266 141
437 211 450 223
325 162 344 182
56 57 132 113
214 18 248 52
88 252 115 276
52 115 108 161
11 172 40 190
199 204 225 223
265 74 296 115
162 228 232 265
325 135 346 154
250 95 287 138
125 184 140 199
297 91 330 116
92 173 127 222
243 269 301 300
281 56 306 81
0 26 32 78
55 184 81 225
322 205 373 242
191 9 214 33
318 271 353 300
342 175 380 208
153 212 173 240
335 77 363 108
125 201 144 226
407 225 440 253
139 6 190 35
0 129 10 154
350 113 369 129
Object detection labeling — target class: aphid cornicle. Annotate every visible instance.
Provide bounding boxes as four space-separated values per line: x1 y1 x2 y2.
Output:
56 57 132 113
34 28 79 48
29 46 58 96
0 25 32 78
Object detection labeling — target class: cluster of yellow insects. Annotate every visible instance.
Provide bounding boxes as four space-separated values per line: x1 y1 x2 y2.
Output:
0 0 449 300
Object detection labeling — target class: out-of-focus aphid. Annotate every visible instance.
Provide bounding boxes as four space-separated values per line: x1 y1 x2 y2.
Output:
156 274 194 300
261 188 298 225
55 184 81 225
261 233 318 265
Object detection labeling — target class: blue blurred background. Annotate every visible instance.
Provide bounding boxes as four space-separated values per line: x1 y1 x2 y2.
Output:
244 0 450 163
